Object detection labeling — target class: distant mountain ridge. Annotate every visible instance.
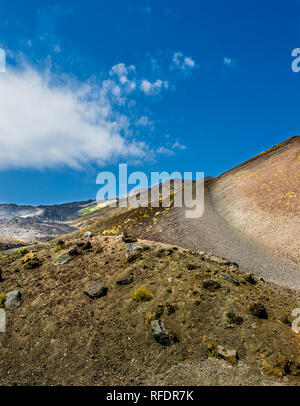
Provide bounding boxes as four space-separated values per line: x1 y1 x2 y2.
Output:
0 200 96 222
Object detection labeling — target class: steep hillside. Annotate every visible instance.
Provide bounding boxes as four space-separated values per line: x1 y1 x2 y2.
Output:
209 136 300 265
73 137 300 290
0 235 299 385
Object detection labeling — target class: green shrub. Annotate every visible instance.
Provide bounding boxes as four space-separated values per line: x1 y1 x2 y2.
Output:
132 288 152 302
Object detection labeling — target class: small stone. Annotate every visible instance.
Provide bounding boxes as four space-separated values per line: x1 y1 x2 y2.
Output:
226 312 244 325
67 246 79 256
82 241 92 250
151 320 171 346
84 282 108 299
166 304 176 315
168 276 179 283
5 290 22 310
127 253 142 263
244 273 257 285
126 243 143 257
24 258 42 270
220 273 239 286
202 280 221 291
122 231 137 243
83 231 93 238
216 345 238 364
116 275 134 286
187 264 199 270
53 253 72 266
203 337 238 364
249 303 268 319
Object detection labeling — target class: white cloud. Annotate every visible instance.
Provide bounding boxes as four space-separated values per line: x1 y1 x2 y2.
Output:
223 56 238 69
109 63 136 95
157 146 174 156
140 79 169 95
109 63 135 78
172 141 186 151
0 65 146 170
136 115 154 130
172 52 196 72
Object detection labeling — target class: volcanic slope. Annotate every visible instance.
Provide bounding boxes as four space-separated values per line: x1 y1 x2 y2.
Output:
76 137 300 290
0 235 299 385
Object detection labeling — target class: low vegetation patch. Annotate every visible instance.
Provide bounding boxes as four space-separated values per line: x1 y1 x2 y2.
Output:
132 288 153 302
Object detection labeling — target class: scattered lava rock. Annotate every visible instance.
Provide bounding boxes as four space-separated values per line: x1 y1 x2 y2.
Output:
23 256 42 270
244 273 257 285
53 253 72 266
249 303 268 319
151 319 171 346
202 280 221 291
67 246 79 256
227 312 244 325
116 275 134 286
126 243 143 257
5 290 22 310
122 230 137 243
187 264 199 270
220 273 240 286
82 241 92 250
84 282 108 299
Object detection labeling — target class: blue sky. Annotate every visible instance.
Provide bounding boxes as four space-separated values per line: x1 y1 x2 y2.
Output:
0 0 299 205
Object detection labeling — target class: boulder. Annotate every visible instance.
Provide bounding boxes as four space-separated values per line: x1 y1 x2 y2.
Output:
84 282 108 299
53 253 72 266
151 319 171 346
5 290 22 310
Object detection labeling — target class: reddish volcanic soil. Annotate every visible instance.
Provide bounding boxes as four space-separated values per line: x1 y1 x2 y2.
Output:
209 136 300 266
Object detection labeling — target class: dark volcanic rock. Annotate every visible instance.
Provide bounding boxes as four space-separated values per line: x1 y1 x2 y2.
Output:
53 254 72 266
116 275 134 286
202 280 221 291
151 319 171 346
122 231 137 243
5 290 22 310
249 303 268 319
84 282 108 299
